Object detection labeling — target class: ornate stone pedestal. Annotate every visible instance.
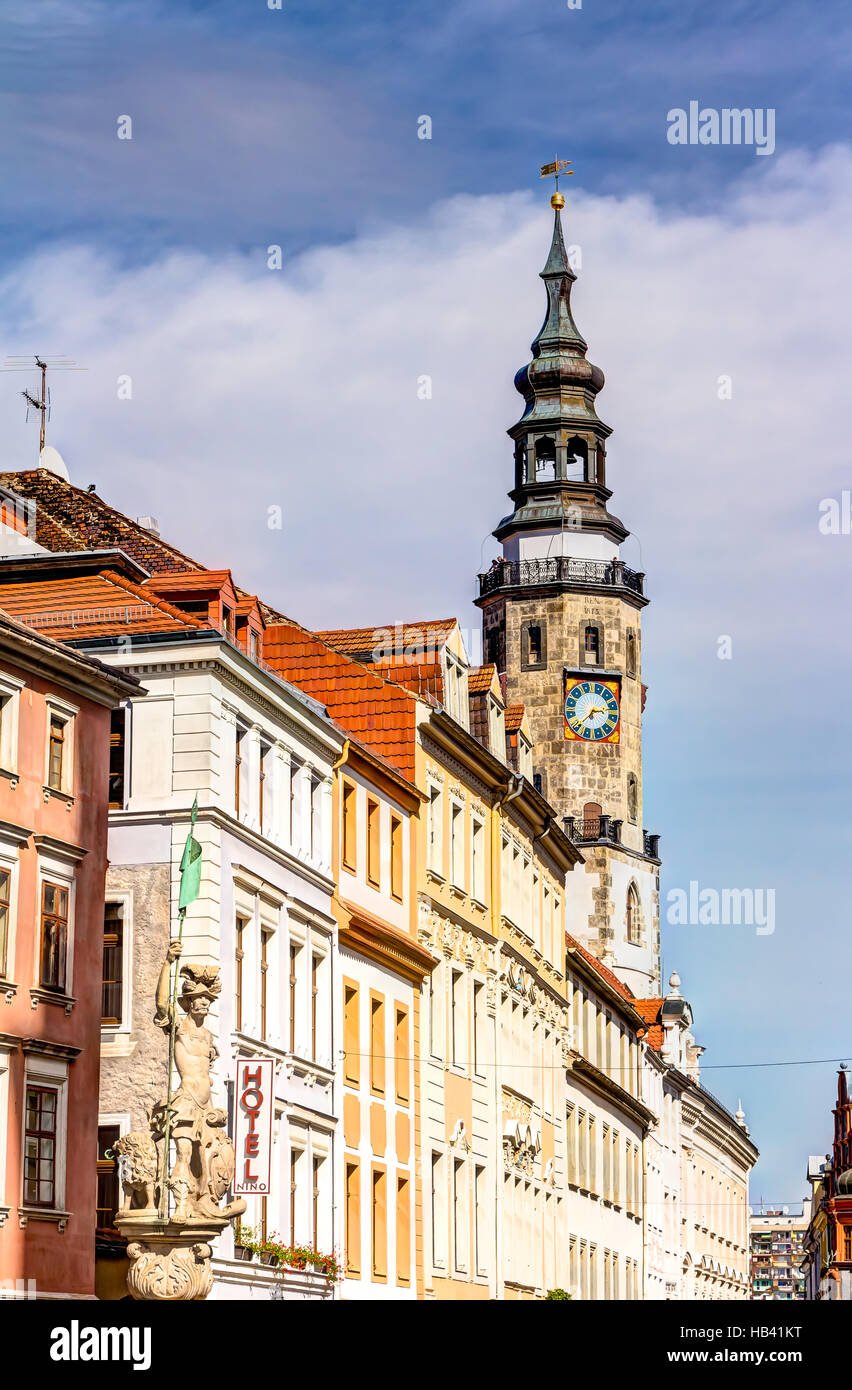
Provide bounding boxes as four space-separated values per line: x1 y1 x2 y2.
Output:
116 1213 238 1301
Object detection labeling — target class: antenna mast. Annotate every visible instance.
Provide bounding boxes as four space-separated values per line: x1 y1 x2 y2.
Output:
1 355 86 460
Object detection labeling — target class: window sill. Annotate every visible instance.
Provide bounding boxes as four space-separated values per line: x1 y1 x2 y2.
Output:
0 978 18 1003
449 883 466 901
30 986 76 1014
426 868 445 885
42 786 74 809
0 1205 9 1228
0 767 19 789
469 896 487 913
18 1206 71 1232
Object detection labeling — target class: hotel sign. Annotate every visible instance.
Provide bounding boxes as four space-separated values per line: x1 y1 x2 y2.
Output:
232 1057 275 1197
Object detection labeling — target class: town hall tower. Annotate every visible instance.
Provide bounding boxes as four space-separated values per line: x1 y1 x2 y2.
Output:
475 192 661 995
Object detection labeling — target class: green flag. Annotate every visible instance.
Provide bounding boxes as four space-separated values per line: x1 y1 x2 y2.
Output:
178 795 202 911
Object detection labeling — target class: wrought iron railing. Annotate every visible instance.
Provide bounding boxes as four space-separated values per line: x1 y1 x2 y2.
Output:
479 556 644 598
564 815 622 846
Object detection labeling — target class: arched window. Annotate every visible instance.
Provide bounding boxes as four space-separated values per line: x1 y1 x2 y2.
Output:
626 631 637 678
584 626 600 664
627 774 638 823
534 436 556 482
564 434 588 483
626 884 641 944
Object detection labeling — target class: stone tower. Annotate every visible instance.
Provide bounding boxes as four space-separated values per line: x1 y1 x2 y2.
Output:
475 195 661 995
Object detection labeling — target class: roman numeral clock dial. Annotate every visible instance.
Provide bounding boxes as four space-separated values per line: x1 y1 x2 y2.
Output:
563 677 621 743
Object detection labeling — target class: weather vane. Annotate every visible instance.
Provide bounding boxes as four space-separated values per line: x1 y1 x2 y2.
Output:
539 155 574 209
1 354 86 457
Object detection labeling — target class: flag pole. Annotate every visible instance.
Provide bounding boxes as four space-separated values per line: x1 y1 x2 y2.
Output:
158 907 186 1221
158 795 202 1222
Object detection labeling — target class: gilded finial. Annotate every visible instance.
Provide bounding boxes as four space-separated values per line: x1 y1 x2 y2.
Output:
539 154 573 210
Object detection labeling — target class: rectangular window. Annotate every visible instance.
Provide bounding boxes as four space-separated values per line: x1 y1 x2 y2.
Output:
0 866 9 978
451 969 466 1069
473 980 485 1076
367 798 380 887
390 814 403 900
96 1123 120 1232
24 1086 57 1207
289 1147 300 1242
101 901 123 1026
289 757 302 847
471 815 485 902
260 928 271 1041
475 1164 488 1276
310 774 321 860
40 881 69 992
234 726 246 816
311 953 320 1061
371 1166 387 1280
345 1158 361 1276
450 802 464 888
234 915 246 1033
312 1154 321 1251
428 785 442 874
48 715 65 791
453 1158 469 1273
258 742 270 832
289 942 299 1052
396 1173 411 1286
108 707 125 809
343 980 359 1086
370 993 385 1096
394 1004 409 1105
431 1151 447 1269
342 780 357 872
845 1227 852 1262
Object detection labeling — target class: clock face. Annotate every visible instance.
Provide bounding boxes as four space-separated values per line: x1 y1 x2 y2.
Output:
564 677 620 743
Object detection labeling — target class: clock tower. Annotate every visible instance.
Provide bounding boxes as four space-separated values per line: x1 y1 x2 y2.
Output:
475 189 661 995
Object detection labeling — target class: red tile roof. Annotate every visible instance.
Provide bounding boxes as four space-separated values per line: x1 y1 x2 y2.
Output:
566 933 636 1002
504 703 526 733
0 569 210 639
468 664 497 695
633 998 665 1050
316 618 457 660
263 623 419 781
0 470 205 575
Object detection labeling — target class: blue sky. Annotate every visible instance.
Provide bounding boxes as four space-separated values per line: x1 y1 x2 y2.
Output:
3 0 851 1210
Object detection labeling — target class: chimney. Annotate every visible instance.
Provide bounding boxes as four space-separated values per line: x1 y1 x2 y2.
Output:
136 516 160 536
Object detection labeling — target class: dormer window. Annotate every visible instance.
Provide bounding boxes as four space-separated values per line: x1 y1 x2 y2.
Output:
222 605 234 638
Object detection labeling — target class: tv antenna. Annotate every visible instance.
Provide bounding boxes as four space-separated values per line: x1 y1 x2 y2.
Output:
1 355 87 455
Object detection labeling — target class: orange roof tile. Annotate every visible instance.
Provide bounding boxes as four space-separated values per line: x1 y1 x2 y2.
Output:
0 570 209 640
468 664 497 695
566 933 636 1003
263 623 419 781
315 618 457 661
633 998 665 1050
504 703 526 733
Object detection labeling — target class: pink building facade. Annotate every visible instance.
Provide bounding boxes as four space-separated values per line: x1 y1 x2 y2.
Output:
0 610 139 1298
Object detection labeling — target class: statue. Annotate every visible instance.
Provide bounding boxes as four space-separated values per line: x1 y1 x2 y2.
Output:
114 939 245 1299
113 1129 160 1214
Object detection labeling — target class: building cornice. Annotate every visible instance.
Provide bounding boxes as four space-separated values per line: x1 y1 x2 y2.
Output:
569 1051 656 1131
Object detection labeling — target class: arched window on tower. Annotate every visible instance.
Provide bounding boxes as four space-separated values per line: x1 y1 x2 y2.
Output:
534 436 556 482
564 435 589 483
626 631 637 678
584 625 600 665
626 884 641 944
627 773 638 823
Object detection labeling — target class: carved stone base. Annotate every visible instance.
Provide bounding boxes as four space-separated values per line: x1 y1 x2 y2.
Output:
115 1214 233 1301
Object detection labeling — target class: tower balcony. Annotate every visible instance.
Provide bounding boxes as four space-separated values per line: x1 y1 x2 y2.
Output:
477 555 645 601
563 815 661 860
